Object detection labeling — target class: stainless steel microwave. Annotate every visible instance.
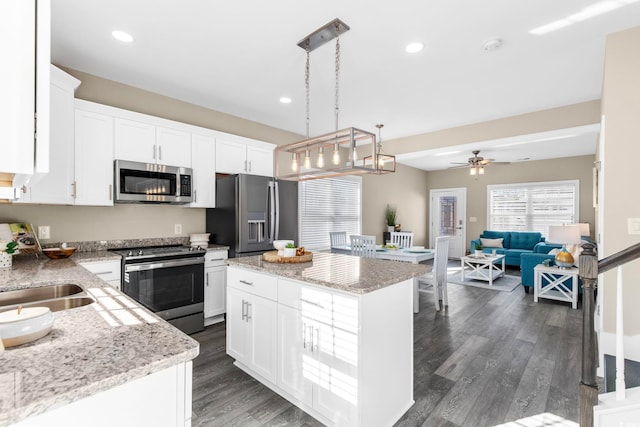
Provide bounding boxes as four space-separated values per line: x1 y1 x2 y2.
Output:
114 160 193 204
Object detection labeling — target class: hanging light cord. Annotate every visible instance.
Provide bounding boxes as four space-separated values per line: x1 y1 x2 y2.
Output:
305 42 311 139
334 23 341 132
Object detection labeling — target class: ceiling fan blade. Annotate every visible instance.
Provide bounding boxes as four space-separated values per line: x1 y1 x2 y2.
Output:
448 164 470 169
450 162 469 165
490 161 511 165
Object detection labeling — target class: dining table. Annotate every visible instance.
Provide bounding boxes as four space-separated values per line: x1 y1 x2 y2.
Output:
331 245 434 264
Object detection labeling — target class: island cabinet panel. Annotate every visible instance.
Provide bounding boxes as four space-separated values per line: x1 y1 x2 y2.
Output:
227 264 414 427
226 267 278 384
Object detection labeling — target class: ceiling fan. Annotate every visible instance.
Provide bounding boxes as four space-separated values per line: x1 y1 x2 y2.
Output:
450 150 510 175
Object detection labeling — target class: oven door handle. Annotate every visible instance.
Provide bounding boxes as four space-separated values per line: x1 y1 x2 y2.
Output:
125 257 204 272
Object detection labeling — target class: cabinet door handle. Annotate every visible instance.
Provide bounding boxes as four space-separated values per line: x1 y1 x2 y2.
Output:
71 181 77 198
300 298 324 309
158 145 162 160
245 302 252 321
248 160 252 172
205 272 208 287
309 325 315 353
239 280 253 286
109 184 113 201
153 145 157 160
303 322 307 349
244 160 248 172
194 189 197 203
241 300 247 321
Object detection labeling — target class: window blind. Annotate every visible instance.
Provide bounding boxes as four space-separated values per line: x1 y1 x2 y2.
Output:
488 180 579 237
299 176 361 250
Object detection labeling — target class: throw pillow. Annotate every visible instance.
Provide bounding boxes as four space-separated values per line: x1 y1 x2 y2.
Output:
480 237 504 248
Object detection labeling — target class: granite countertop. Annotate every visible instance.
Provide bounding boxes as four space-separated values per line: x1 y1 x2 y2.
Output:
0 256 200 426
227 251 428 294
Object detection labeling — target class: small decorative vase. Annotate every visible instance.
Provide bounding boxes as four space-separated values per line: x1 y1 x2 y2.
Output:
387 226 395 233
0 252 12 270
283 248 296 257
475 250 483 257
555 245 574 268
394 224 401 232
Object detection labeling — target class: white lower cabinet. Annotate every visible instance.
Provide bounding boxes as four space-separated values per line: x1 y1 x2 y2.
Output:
204 249 228 324
227 266 278 384
78 259 121 290
13 362 192 427
227 266 414 427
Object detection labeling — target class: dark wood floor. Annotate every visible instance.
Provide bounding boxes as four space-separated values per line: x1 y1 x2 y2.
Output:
191 266 582 426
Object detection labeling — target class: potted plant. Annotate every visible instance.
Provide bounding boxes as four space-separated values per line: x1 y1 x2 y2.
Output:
283 243 297 257
385 205 397 233
474 243 483 257
0 240 18 270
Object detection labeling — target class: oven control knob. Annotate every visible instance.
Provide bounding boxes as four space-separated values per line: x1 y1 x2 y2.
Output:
137 250 144 256
127 250 133 257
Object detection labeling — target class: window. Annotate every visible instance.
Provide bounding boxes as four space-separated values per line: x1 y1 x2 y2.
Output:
299 176 361 250
487 180 579 237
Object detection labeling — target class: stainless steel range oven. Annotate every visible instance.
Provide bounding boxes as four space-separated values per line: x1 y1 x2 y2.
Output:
112 245 206 334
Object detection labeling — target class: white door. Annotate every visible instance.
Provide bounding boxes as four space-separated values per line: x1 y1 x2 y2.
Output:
276 304 313 406
216 138 247 173
204 265 226 318
155 126 191 167
246 145 274 177
190 133 216 208
430 188 466 259
114 118 156 163
247 294 277 383
226 288 248 363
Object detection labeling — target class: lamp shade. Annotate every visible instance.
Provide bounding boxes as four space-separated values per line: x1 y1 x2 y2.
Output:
575 223 590 237
548 225 582 245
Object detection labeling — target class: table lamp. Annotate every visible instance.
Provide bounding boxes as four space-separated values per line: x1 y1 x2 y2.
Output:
576 222 591 240
548 225 582 268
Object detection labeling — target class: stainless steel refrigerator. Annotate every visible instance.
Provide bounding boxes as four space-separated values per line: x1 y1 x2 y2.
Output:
206 174 298 257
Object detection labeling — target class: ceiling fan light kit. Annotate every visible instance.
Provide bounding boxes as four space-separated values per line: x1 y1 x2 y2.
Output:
449 149 509 176
275 18 395 181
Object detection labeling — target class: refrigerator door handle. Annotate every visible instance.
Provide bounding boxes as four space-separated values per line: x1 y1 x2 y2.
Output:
274 181 280 240
268 181 276 243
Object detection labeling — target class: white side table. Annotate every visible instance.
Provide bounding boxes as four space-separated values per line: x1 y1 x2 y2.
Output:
534 264 579 309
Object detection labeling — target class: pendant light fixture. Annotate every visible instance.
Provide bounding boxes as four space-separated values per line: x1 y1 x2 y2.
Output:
364 124 396 174
274 18 394 181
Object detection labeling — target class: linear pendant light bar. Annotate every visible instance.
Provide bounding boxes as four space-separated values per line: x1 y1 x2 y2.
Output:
296 18 350 51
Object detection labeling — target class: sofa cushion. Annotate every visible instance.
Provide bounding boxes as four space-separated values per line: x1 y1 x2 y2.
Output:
480 237 504 248
510 232 542 250
481 231 511 248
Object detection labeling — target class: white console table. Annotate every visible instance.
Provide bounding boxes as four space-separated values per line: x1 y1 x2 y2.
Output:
534 264 579 309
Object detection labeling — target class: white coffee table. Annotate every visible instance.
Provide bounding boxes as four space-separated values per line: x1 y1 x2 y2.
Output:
460 254 506 286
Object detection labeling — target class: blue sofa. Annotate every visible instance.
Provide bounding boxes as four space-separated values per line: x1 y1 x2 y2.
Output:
470 230 545 267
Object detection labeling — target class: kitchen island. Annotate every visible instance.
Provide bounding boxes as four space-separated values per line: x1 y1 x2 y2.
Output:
226 252 427 427
0 254 199 427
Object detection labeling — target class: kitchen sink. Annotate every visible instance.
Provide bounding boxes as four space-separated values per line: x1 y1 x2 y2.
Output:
0 283 84 306
0 283 95 313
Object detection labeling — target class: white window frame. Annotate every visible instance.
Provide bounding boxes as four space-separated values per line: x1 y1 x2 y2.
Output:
298 175 362 250
486 179 579 237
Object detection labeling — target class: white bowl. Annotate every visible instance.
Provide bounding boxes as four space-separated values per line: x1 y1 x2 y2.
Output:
0 306 54 348
273 240 294 255
189 233 210 242
273 240 294 251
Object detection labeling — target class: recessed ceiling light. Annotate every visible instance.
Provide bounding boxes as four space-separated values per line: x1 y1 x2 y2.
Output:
112 30 134 43
405 42 424 53
279 97 292 104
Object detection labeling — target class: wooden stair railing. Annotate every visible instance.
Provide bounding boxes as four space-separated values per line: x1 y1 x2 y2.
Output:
578 241 640 426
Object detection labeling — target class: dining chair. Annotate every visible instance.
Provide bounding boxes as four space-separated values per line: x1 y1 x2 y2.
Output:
417 236 450 311
329 231 348 253
350 235 376 258
390 231 414 248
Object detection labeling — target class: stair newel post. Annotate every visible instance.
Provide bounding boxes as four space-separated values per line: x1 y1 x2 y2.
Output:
579 241 598 427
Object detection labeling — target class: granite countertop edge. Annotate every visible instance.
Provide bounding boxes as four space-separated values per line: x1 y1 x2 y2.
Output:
227 252 427 294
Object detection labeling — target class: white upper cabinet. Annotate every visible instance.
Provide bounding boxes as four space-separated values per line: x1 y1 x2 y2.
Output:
0 0 50 189
114 118 191 168
74 102 114 206
190 133 216 208
16 66 80 204
216 138 274 177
